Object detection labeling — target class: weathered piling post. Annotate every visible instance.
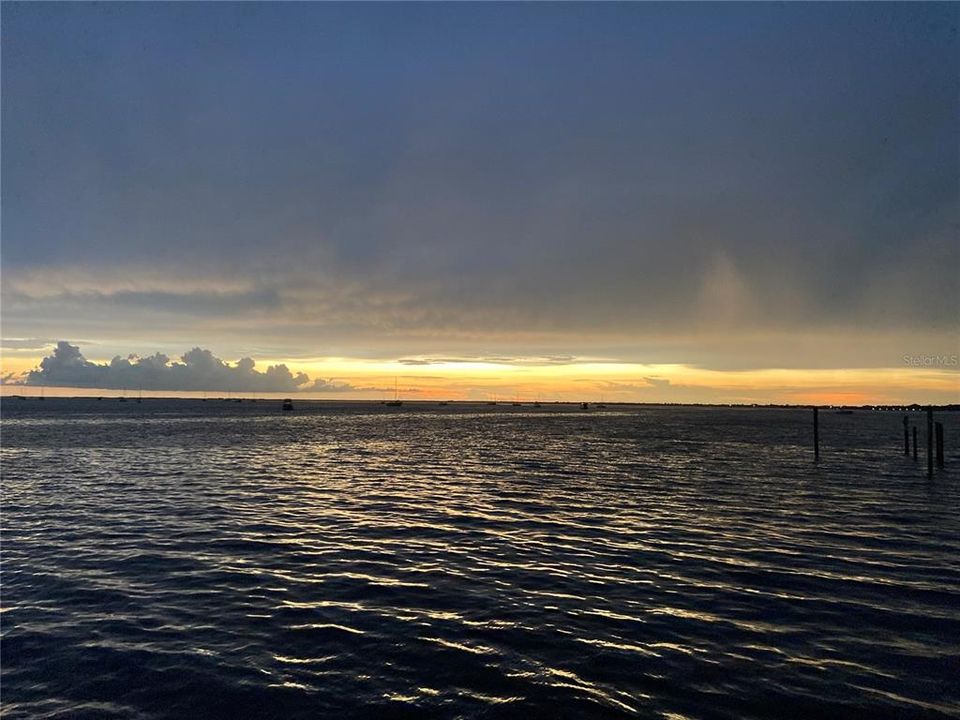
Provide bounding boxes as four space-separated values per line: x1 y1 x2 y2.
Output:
903 415 910 456
913 426 918 460
935 422 944 468
927 407 934 479
813 406 820 461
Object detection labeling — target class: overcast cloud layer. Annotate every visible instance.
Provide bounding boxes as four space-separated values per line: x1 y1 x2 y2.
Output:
2 4 957 374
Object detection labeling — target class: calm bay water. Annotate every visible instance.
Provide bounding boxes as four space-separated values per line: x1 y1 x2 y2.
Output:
2 400 959 719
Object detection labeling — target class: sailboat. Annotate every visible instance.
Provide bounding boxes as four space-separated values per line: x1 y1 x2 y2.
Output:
385 377 403 406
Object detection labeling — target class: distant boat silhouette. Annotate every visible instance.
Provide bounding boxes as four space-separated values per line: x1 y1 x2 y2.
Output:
282 398 294 411
385 378 403 406
580 402 589 410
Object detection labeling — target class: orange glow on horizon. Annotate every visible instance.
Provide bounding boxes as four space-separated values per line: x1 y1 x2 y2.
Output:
3 352 957 405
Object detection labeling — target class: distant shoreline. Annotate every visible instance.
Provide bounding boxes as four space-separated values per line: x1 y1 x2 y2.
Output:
1 395 957 412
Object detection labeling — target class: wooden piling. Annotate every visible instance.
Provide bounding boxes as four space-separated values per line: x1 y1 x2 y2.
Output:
912 426 918 460
927 407 934 479
813 406 820 461
903 415 910 456
935 422 944 468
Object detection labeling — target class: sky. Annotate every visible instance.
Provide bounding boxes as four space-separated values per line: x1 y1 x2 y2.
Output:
2 3 958 403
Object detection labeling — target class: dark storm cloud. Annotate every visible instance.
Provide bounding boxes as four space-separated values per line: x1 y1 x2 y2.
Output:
3 284 281 319
106 288 282 317
21 341 349 393
1 3 957 363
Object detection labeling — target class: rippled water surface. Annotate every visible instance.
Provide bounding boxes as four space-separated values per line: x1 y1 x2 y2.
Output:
3 400 959 719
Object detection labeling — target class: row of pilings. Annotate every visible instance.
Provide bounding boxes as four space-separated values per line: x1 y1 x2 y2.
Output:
812 406 947 478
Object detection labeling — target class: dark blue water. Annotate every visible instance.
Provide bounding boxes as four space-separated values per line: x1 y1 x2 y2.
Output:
3 400 959 719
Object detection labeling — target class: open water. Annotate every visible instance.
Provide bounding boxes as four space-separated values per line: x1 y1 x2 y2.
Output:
2 400 958 719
